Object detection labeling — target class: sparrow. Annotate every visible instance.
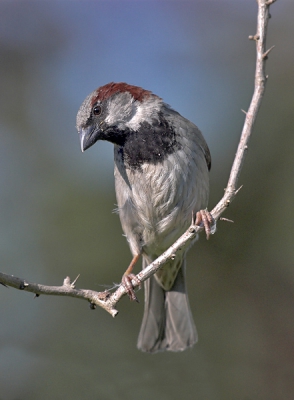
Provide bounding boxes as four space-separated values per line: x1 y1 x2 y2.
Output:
76 82 212 353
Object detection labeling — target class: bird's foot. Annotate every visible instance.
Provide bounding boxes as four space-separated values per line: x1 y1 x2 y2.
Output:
122 274 141 302
195 209 216 239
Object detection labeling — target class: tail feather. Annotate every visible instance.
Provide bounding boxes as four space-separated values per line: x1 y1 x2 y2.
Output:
137 258 197 353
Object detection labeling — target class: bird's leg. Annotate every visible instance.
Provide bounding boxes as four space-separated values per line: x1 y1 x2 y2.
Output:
122 254 141 302
195 209 215 240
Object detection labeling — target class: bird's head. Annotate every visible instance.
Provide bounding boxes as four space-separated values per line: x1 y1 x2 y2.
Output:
76 82 162 152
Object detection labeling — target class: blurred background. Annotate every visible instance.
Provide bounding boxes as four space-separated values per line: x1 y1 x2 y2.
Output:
0 1 293 399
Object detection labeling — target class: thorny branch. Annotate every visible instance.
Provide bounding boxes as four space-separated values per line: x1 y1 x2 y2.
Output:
0 0 277 317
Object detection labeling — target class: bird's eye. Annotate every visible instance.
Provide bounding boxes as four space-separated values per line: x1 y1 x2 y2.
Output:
93 105 102 116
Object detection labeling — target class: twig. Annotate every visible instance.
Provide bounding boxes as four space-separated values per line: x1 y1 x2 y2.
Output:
0 271 119 317
210 0 273 221
0 0 276 317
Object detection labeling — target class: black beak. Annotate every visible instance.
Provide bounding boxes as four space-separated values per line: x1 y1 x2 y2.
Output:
79 126 100 152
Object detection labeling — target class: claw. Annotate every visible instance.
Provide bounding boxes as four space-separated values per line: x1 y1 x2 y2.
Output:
122 274 141 302
195 209 215 239
121 254 141 301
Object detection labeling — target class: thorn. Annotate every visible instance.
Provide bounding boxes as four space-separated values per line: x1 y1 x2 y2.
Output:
71 274 80 288
241 109 247 115
220 217 234 223
0 282 8 288
265 0 277 5
235 185 243 196
89 302 96 310
263 45 275 60
34 293 40 298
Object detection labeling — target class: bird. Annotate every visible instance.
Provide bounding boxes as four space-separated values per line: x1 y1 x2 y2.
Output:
76 82 213 353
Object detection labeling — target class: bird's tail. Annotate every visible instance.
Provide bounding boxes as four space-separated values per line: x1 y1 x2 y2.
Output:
137 258 197 353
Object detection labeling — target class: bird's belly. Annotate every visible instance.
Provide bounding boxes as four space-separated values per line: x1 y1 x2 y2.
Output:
129 180 197 258
115 151 208 258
